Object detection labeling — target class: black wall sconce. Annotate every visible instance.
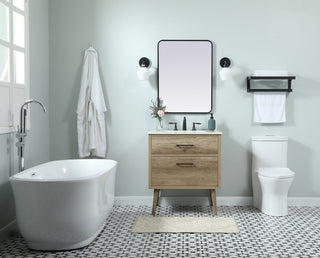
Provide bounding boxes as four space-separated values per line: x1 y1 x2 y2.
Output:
220 57 231 68
219 57 232 80
137 57 151 80
139 57 150 68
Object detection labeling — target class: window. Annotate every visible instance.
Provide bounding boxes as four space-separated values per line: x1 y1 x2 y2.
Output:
0 0 29 134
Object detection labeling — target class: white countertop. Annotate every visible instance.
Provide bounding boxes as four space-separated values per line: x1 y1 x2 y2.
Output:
148 130 222 135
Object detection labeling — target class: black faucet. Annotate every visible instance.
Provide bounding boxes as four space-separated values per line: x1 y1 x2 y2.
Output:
192 122 201 131
168 122 178 131
183 117 187 131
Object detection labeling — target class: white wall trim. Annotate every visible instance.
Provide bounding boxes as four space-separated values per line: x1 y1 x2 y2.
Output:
115 196 320 207
115 196 252 206
0 220 17 240
288 197 320 207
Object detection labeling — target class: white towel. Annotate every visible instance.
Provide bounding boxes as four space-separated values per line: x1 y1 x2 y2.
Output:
77 46 107 158
253 70 289 76
253 93 286 123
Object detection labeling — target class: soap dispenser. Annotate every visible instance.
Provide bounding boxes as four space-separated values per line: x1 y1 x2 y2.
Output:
208 113 216 131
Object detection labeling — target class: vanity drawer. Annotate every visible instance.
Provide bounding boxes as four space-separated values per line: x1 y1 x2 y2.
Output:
151 135 219 155
151 156 219 188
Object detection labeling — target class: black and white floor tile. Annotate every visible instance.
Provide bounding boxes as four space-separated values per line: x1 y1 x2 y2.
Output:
0 205 319 257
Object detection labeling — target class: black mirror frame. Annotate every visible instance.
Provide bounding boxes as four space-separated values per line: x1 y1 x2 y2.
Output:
157 39 213 114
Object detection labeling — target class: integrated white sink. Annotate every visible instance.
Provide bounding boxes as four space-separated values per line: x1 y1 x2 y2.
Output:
148 130 222 135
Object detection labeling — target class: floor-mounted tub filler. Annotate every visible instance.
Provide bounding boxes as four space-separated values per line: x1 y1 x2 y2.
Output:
10 159 117 251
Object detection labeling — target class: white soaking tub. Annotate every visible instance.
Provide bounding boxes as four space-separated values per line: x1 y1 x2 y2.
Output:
10 159 117 251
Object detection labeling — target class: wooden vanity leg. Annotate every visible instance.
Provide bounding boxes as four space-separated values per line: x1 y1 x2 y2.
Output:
152 189 160 216
209 189 213 205
210 189 217 215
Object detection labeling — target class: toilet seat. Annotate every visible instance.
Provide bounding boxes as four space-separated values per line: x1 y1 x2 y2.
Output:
259 168 295 179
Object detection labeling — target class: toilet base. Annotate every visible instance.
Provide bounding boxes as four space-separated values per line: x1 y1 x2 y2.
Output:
261 194 288 216
258 175 294 217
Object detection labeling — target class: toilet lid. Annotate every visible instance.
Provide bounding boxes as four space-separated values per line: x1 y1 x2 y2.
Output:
258 168 295 179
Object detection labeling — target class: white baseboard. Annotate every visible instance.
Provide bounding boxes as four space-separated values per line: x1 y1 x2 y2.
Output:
288 197 320 207
0 220 17 240
115 196 252 206
115 196 154 206
115 196 320 207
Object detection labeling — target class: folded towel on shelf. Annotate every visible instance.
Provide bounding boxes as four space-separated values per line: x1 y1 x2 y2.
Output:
253 92 286 123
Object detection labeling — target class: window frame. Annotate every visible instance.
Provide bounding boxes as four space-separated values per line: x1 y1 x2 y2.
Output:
0 0 29 134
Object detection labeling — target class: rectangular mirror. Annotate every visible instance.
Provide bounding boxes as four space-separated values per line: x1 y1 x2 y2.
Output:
158 40 213 113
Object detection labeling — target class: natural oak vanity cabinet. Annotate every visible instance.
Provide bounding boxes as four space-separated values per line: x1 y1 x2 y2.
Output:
148 131 221 215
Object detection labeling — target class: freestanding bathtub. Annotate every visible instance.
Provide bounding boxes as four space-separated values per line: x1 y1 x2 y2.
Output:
9 159 117 251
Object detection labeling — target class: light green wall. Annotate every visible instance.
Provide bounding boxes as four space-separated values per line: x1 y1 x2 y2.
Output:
49 0 94 160
25 0 50 168
49 0 320 198
0 0 50 233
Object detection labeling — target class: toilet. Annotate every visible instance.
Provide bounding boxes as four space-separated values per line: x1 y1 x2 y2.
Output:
251 136 295 216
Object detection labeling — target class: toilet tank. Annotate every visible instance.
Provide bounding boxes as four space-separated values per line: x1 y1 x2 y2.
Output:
252 135 288 172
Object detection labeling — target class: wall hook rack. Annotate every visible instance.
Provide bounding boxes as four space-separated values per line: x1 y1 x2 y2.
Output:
247 75 296 93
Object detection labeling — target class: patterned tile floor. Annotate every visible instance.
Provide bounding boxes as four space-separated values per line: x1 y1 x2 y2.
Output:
0 205 319 257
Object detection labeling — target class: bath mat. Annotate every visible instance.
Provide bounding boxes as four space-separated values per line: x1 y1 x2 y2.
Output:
132 217 239 233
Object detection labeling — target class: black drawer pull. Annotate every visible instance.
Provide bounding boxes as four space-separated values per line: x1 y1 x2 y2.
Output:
176 144 194 147
176 163 194 167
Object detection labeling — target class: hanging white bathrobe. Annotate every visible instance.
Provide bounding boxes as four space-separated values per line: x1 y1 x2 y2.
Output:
77 46 107 158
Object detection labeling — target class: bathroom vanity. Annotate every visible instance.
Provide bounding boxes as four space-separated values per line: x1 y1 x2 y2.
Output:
148 131 221 215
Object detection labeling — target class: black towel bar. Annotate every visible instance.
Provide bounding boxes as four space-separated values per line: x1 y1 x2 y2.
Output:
247 75 296 93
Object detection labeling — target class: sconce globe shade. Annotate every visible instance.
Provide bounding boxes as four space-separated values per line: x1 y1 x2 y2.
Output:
137 67 150 80
219 67 231 81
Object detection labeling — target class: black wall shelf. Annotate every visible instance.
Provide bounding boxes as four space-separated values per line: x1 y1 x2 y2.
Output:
247 75 296 93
